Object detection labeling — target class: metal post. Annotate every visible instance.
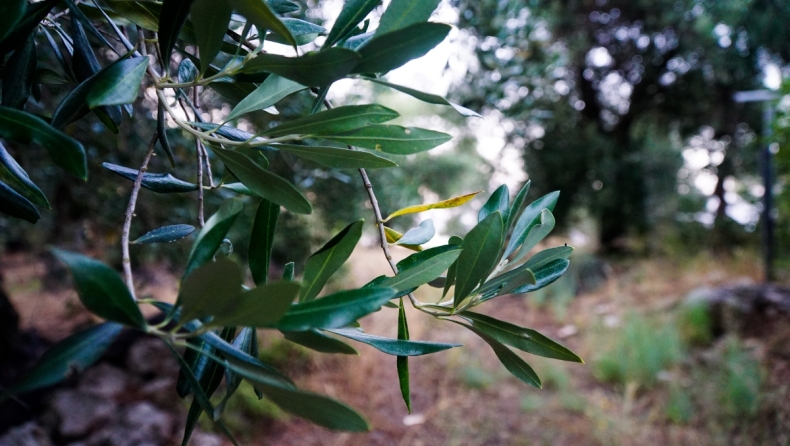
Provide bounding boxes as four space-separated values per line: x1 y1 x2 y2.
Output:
733 90 778 283
761 103 775 282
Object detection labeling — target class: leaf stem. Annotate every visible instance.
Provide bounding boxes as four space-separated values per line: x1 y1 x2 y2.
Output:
121 133 158 299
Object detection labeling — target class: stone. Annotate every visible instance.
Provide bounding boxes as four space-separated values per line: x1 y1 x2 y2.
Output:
138 376 179 408
50 389 116 438
83 402 175 446
0 421 54 446
126 338 178 377
124 401 175 441
189 431 225 446
78 363 130 399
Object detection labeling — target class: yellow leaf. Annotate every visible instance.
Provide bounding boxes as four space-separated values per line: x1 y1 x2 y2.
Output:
383 191 481 222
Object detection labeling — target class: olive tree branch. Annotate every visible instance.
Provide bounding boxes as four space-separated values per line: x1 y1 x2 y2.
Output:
121 133 158 299
316 100 441 314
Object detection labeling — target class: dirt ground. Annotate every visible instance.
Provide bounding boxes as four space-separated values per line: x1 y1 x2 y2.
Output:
2 245 788 446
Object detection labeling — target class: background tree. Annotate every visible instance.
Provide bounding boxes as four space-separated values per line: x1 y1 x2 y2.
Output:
450 0 789 250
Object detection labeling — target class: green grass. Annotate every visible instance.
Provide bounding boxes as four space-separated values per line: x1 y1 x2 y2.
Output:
593 312 684 388
677 300 713 345
717 338 762 417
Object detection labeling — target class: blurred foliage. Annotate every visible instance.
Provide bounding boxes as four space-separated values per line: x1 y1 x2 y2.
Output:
593 312 683 388
450 0 788 250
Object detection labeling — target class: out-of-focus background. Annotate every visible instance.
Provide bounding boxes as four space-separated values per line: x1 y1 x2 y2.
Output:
1 0 790 445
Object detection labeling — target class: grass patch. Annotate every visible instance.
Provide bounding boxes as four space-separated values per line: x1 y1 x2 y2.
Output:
593 312 684 388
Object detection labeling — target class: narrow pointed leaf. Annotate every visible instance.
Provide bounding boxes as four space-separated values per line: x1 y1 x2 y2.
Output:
384 191 479 222
190 0 232 74
176 338 205 398
300 220 363 301
509 209 556 266
456 322 541 388
159 0 195 64
283 262 295 281
209 281 301 327
461 311 583 362
35 67 69 85
184 199 244 275
397 298 410 412
2 33 36 109
227 0 297 49
442 236 463 299
0 0 58 56
249 199 280 285
188 122 263 143
268 18 326 46
266 0 300 14
254 382 370 431
0 142 48 208
506 180 531 234
500 259 570 298
181 399 202 446
376 0 440 35
504 191 559 259
76 28 125 126
524 246 573 272
352 22 451 74
190 330 294 389
283 329 358 355
164 342 240 446
323 0 380 49
278 287 397 331
178 259 243 322
341 32 373 50
479 185 509 223
217 326 259 411
0 0 26 45
261 104 398 138
396 219 435 246
70 10 101 81
272 144 397 169
454 212 504 305
102 162 198 193
157 100 176 167
322 125 451 154
51 249 146 328
478 263 536 299
211 147 312 214
150 304 294 388
375 246 461 292
132 224 195 244
104 0 160 32
5 323 123 397
0 107 86 179
178 58 199 83
240 49 360 87
363 77 479 117
0 181 39 222
328 327 459 356
64 0 116 52
86 57 149 107
51 51 141 128
226 75 306 122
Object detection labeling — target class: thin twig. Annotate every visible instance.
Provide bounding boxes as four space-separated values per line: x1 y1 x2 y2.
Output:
201 142 215 188
226 29 257 51
122 133 158 299
193 84 205 226
318 99 432 311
